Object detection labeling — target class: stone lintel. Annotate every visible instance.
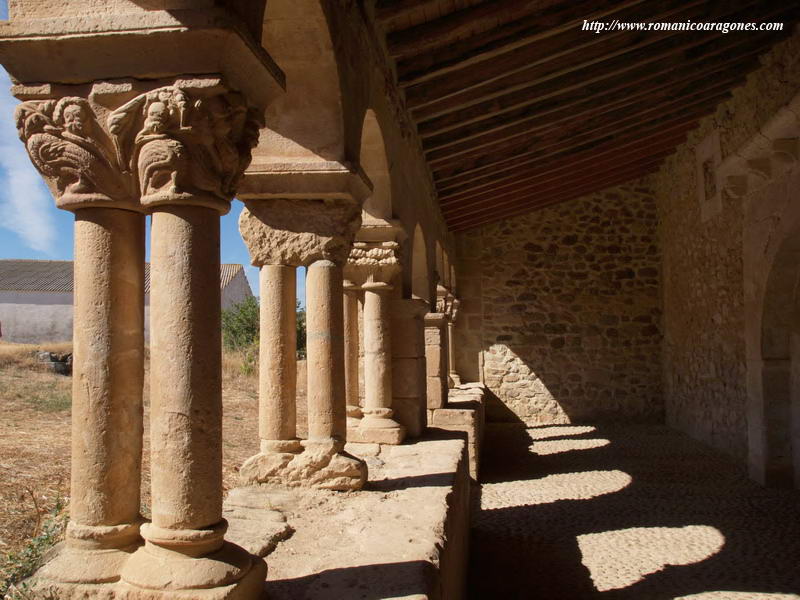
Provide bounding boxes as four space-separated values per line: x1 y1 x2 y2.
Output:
424 312 448 328
239 162 372 203
0 6 284 112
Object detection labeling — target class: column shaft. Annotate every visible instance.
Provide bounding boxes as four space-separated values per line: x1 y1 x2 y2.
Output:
71 208 144 531
343 287 361 419
306 260 346 442
447 320 458 387
363 287 392 410
149 205 222 531
259 265 297 446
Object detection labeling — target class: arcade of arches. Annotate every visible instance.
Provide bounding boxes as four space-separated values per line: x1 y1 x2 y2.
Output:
1 1 799 598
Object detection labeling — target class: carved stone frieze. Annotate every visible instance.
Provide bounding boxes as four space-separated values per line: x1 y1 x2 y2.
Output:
14 79 262 213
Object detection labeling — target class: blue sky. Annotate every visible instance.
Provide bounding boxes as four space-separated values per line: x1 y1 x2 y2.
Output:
0 0 304 303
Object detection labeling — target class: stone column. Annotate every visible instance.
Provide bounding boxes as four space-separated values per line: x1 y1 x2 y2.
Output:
358 281 405 443
258 265 300 453
117 83 267 598
237 196 367 490
14 93 147 590
447 295 461 388
391 298 429 437
425 312 449 411
344 235 405 444
343 282 363 425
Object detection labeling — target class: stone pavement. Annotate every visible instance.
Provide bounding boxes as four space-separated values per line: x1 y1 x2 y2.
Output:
469 424 800 600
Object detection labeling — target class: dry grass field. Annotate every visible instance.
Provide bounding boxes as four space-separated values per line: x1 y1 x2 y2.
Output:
0 340 307 593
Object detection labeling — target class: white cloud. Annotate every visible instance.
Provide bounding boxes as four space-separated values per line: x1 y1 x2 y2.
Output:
0 69 58 254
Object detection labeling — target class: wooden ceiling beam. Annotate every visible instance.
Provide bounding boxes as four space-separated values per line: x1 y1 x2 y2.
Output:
427 70 744 168
405 0 713 109
438 129 690 199
375 0 440 28
447 162 664 230
423 43 763 156
431 94 729 184
434 118 698 186
440 143 680 209
416 7 789 135
387 0 538 59
396 0 647 85
443 155 668 219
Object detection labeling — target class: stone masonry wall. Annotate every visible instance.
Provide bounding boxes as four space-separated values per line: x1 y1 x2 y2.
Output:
654 32 800 462
455 182 662 425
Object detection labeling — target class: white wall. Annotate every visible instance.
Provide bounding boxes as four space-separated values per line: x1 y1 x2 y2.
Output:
1 273 252 344
222 270 253 310
0 291 74 343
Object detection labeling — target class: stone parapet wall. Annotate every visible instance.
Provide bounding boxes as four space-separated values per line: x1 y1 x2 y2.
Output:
455 183 662 425
654 32 800 462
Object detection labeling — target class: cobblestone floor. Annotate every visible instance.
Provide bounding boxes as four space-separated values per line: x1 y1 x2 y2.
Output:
469 424 800 600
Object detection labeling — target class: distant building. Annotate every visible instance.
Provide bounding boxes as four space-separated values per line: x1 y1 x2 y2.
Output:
0 259 252 343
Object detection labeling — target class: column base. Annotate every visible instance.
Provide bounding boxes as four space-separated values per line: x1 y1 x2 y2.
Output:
120 522 266 599
349 409 406 445
346 404 363 428
34 520 143 589
239 439 367 491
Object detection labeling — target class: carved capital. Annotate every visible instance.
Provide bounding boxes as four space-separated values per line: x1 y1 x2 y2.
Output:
239 198 361 267
15 95 136 211
13 78 263 214
109 83 261 212
435 284 450 314
344 241 401 287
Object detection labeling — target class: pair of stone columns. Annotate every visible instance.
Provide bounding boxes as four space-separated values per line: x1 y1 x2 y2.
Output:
16 79 268 598
426 284 462 411
238 197 368 489
343 230 406 445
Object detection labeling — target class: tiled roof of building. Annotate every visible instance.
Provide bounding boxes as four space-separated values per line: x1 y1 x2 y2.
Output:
0 259 245 293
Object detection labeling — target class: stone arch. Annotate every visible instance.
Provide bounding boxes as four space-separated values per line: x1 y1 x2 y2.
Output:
757 229 800 488
410 224 431 305
257 0 349 164
359 109 392 222
435 241 445 287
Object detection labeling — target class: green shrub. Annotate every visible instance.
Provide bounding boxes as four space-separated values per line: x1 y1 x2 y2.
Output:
0 497 67 598
221 296 307 359
221 296 259 350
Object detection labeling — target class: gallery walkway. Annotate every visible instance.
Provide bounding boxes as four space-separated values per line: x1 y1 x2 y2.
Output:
469 424 800 599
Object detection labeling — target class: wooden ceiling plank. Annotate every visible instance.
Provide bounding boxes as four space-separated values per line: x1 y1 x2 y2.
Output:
423 43 764 156
405 0 713 108
433 114 701 187
443 155 671 220
447 162 664 229
427 75 744 172
397 0 647 84
440 143 681 207
376 0 441 27
387 0 537 59
438 129 690 199
428 77 738 173
431 92 730 184
416 7 790 135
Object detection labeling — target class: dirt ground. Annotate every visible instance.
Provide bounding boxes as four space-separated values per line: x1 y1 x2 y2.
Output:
0 342 308 560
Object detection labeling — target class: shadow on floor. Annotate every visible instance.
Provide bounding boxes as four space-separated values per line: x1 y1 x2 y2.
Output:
468 423 800 600
267 560 437 600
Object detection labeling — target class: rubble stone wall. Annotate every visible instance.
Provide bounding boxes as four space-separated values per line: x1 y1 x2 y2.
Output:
455 182 663 425
653 32 800 462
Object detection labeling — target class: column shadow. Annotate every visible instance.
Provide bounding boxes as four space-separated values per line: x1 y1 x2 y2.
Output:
469 424 800 599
